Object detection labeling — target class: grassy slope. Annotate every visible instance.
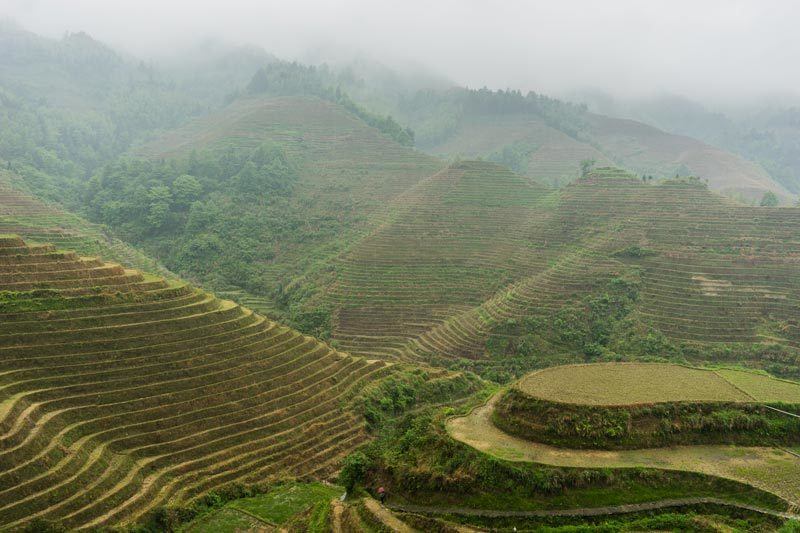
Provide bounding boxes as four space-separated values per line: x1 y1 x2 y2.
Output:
423 111 791 202
718 369 800 403
227 482 342 525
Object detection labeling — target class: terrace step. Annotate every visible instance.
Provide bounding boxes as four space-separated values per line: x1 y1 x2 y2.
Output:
0 238 387 529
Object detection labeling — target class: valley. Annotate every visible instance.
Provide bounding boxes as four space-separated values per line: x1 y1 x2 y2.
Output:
1 16 800 532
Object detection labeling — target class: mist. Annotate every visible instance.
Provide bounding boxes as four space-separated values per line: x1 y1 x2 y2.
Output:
3 0 800 107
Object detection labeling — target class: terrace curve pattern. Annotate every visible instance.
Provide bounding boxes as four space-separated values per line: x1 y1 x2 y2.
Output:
0 171 165 276
0 236 387 530
326 165 800 371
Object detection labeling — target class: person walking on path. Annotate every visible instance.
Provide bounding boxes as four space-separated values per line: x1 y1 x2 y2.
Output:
377 486 386 505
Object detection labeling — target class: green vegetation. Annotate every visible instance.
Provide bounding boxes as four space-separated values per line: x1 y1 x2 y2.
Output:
356 367 483 429
185 507 266 533
342 405 788 516
495 387 800 449
762 190 780 206
84 145 298 297
227 482 343 525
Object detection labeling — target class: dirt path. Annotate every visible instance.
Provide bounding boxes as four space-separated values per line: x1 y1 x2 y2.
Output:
389 497 800 520
363 497 418 532
447 392 800 507
331 499 345 533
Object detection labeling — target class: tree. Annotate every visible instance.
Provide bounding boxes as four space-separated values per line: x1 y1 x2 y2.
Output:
171 174 202 208
760 191 779 207
338 451 370 492
146 185 172 229
580 159 596 178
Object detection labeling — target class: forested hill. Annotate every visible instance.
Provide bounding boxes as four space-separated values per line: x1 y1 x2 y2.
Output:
0 22 230 205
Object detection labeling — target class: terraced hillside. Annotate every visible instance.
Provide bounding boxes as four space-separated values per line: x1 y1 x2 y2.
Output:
0 235 388 530
423 111 791 202
324 164 800 377
0 170 167 276
127 95 443 317
327 160 555 359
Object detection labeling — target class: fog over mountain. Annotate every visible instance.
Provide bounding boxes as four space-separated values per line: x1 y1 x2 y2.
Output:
3 0 799 106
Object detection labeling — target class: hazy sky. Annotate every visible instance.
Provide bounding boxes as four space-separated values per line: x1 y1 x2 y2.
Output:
3 0 799 104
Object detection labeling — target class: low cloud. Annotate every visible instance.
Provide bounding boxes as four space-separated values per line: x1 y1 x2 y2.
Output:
3 0 799 105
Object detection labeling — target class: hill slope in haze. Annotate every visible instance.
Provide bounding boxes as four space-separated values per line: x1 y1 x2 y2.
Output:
578 91 800 195
415 91 790 202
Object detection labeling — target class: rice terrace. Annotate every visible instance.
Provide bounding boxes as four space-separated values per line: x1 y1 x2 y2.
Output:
512 363 800 405
3 3 800 531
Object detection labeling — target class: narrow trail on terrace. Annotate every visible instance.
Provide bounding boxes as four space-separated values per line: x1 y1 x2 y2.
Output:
446 392 800 508
363 498 417 532
388 498 800 520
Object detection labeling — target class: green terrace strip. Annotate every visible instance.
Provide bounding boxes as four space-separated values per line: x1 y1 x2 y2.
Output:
185 481 344 531
493 363 800 448
0 236 391 530
393 504 794 532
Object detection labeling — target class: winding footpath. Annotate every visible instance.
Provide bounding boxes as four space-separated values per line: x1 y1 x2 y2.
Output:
447 392 800 509
389 498 800 520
